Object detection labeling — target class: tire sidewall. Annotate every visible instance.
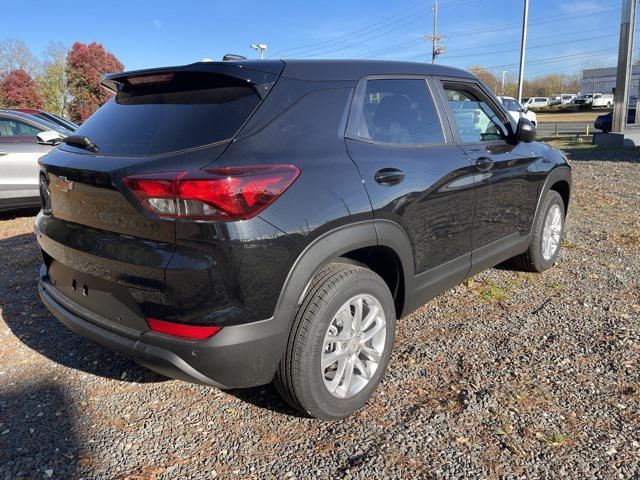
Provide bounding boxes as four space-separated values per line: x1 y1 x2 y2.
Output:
300 271 395 419
533 191 565 270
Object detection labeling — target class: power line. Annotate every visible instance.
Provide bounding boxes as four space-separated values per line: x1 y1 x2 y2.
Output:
296 12 431 59
356 6 620 62
482 47 640 71
444 5 618 39
270 0 488 59
440 33 620 60
268 0 427 58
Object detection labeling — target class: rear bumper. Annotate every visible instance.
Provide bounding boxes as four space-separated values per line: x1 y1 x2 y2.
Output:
38 278 292 389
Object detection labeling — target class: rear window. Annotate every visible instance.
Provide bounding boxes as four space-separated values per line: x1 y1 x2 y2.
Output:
71 72 264 156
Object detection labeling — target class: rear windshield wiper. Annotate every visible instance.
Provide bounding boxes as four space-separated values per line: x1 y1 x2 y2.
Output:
62 135 100 153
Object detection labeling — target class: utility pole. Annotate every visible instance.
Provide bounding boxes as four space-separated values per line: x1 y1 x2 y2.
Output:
425 0 444 63
612 0 637 133
501 70 508 96
432 0 438 64
516 0 530 103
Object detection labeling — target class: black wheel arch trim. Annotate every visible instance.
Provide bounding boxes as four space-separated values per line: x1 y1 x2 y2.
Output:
274 219 415 318
531 165 572 234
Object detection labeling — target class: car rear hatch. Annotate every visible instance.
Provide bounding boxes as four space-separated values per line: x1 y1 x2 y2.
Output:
37 61 283 333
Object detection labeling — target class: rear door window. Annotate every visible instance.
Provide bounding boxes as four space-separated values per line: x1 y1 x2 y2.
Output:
0 118 42 137
348 78 445 146
70 72 266 156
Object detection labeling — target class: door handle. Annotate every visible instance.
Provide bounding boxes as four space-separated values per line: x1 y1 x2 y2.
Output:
0 151 8 156
475 157 494 171
374 168 405 185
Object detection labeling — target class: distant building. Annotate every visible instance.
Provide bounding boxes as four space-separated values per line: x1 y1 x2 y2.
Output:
581 66 640 100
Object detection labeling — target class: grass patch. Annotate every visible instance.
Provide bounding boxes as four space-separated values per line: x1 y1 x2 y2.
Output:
618 229 640 247
562 239 582 250
537 432 570 447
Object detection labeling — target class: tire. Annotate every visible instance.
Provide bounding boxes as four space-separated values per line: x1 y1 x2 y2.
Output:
274 262 396 420
510 190 565 273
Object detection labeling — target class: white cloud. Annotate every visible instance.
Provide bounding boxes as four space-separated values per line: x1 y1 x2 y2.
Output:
561 1 602 13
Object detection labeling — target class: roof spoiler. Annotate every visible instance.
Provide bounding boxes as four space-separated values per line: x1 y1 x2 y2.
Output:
101 60 284 93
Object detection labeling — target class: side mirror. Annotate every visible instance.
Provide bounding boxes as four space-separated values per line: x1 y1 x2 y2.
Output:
516 118 536 143
37 130 63 146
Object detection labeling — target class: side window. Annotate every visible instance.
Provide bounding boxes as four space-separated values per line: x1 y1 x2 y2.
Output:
351 78 444 146
0 118 42 137
443 83 509 143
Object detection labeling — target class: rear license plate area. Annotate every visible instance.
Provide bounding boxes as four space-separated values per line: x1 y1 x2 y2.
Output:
47 260 148 332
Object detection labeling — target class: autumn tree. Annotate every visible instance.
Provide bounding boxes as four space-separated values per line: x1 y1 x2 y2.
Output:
66 42 124 123
469 65 501 93
0 69 43 108
37 42 69 116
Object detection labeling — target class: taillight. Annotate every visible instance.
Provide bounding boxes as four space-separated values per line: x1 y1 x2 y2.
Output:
123 164 300 220
146 318 222 340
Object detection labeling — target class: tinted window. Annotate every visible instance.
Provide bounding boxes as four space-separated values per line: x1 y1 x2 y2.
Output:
353 79 444 145
0 118 42 136
72 72 263 155
444 84 508 143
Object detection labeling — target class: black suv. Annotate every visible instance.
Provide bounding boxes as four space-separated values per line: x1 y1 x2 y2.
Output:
36 60 571 419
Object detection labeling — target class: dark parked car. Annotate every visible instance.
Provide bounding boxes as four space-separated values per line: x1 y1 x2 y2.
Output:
594 108 637 133
36 59 571 419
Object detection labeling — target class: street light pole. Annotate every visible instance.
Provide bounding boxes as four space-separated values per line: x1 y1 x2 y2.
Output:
250 43 268 59
517 0 530 103
502 70 508 96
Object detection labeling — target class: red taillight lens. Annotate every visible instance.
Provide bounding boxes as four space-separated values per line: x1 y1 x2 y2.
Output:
123 165 300 220
146 318 222 340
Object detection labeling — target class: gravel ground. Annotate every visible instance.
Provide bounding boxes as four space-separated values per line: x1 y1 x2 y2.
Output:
1 142 639 479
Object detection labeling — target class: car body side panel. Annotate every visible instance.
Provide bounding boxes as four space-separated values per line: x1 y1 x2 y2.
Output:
167 79 373 324
0 137 51 204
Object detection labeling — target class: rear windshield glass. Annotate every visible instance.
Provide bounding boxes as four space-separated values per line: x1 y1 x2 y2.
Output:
71 72 263 156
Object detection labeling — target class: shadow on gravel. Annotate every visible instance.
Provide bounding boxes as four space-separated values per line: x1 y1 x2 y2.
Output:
0 383 80 479
562 145 640 163
227 384 306 418
0 207 40 221
1 232 166 384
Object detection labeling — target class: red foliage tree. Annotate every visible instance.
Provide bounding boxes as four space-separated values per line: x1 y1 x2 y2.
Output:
66 42 124 123
0 69 43 109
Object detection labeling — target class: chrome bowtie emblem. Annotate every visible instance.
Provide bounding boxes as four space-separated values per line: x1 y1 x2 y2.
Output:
59 176 74 192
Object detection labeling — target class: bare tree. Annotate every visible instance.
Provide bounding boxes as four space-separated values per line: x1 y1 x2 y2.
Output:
0 38 39 77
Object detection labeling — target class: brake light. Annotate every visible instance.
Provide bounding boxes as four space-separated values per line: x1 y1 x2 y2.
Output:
123 165 300 220
126 73 174 85
146 318 222 340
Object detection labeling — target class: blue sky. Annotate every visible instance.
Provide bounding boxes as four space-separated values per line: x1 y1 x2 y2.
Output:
5 0 637 79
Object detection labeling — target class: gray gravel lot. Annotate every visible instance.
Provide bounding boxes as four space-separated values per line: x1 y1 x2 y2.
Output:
1 141 639 479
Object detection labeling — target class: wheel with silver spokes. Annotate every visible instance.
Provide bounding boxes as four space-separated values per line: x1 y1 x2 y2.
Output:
542 204 562 261
321 294 386 399
509 189 565 272
275 262 396 420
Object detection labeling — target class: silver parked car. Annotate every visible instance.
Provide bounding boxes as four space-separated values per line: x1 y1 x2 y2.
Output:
0 110 71 212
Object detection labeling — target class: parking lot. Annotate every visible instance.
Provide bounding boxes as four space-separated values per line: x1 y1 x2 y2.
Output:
0 141 638 479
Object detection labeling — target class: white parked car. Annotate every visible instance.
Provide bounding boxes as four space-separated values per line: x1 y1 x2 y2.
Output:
561 94 576 104
574 93 614 108
498 96 538 127
0 110 70 212
522 97 549 110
